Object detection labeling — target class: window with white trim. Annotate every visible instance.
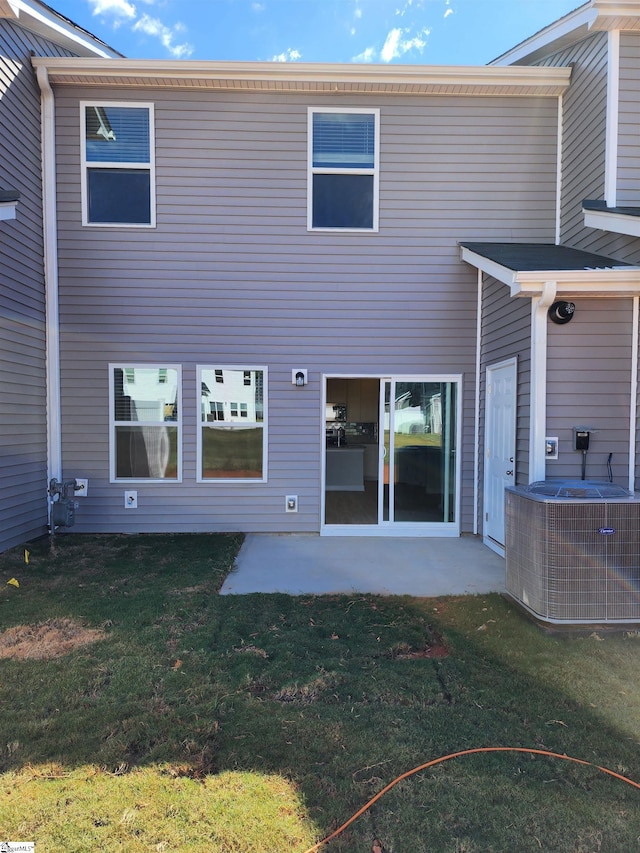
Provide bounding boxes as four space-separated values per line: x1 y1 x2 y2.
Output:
82 103 155 226
308 107 379 231
199 366 266 481
110 365 180 481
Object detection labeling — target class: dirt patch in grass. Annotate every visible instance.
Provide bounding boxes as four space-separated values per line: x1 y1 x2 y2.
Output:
388 627 449 660
0 618 105 660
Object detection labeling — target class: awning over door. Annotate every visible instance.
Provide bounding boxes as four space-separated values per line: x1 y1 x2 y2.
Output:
460 241 640 298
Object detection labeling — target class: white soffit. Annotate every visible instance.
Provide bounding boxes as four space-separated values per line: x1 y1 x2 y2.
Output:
591 0 640 30
30 57 571 96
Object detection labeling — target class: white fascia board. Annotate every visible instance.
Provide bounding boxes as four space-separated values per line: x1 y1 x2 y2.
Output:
0 200 17 220
584 208 640 237
7 0 120 58
491 4 597 66
512 270 640 297
30 57 571 94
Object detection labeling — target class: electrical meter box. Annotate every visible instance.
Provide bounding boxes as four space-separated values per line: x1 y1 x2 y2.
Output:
573 428 590 451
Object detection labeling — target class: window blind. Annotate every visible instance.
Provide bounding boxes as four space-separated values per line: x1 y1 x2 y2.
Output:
313 112 375 169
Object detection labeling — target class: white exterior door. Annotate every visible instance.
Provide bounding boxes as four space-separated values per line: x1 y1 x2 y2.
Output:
484 359 517 551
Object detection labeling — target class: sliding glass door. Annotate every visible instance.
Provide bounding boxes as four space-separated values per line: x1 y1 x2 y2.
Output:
380 379 458 526
322 375 460 533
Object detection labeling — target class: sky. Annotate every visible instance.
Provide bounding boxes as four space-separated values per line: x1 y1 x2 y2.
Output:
53 0 582 65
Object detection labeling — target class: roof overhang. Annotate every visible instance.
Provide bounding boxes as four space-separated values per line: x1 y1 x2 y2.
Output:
30 57 571 96
460 242 640 298
583 200 640 238
0 0 121 58
0 189 19 221
492 0 640 67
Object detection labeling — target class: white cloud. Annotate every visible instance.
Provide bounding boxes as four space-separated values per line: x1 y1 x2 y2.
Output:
380 28 402 62
271 48 302 62
358 25 431 63
352 45 377 63
133 13 194 57
252 2 266 11
395 0 425 17
87 0 193 57
444 7 453 17
88 0 136 17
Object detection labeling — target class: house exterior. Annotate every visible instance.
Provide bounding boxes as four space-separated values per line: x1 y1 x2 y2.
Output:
0 0 120 554
4 0 640 555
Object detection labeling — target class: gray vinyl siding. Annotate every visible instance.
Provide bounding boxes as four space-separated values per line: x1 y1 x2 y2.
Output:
537 27 640 491
0 21 75 552
53 87 559 535
618 32 640 206
479 276 531 528
546 300 634 484
536 32 609 248
543 29 640 271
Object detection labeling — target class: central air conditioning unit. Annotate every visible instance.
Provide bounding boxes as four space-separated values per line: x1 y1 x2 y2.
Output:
505 481 640 625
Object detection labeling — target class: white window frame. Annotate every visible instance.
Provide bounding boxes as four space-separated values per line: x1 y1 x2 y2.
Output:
197 365 268 483
109 363 182 483
307 107 380 233
81 101 156 228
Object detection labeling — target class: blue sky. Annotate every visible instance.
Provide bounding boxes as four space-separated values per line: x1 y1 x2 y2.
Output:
55 0 581 64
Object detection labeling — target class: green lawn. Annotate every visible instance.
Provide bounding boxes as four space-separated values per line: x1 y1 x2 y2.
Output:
0 533 639 852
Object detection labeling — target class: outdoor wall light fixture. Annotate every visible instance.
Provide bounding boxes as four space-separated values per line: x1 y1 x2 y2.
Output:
548 300 576 325
292 369 308 386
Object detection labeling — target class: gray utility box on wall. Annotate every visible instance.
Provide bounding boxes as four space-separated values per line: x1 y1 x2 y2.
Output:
505 481 640 624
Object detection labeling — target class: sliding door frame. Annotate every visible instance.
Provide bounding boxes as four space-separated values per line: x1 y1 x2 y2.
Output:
321 373 462 537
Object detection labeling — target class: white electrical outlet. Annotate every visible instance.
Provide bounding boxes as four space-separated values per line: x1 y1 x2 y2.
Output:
285 495 298 512
75 478 88 497
124 490 138 509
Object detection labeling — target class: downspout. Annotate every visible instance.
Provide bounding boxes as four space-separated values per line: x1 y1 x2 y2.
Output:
629 296 639 493
473 269 482 535
555 94 563 245
529 281 556 483
35 65 62 496
605 30 620 207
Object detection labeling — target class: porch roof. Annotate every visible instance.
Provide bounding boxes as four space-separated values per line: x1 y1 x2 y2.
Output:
0 188 19 221
582 199 640 238
459 241 640 298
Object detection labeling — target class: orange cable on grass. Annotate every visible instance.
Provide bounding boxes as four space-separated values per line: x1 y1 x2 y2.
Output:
302 746 640 853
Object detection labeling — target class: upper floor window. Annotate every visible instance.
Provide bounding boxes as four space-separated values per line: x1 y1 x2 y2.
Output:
82 103 155 227
308 108 379 232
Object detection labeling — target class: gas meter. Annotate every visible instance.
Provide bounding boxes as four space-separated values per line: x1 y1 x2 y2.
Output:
49 478 80 528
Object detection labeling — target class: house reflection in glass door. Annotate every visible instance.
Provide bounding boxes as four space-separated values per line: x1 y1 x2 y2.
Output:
383 381 456 523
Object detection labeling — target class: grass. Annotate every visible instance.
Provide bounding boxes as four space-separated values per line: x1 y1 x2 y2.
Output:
0 534 639 852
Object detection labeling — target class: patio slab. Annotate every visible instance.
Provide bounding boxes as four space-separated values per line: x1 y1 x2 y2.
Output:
220 534 506 596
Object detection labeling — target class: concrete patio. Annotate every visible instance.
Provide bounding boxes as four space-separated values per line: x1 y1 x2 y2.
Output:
221 534 506 596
